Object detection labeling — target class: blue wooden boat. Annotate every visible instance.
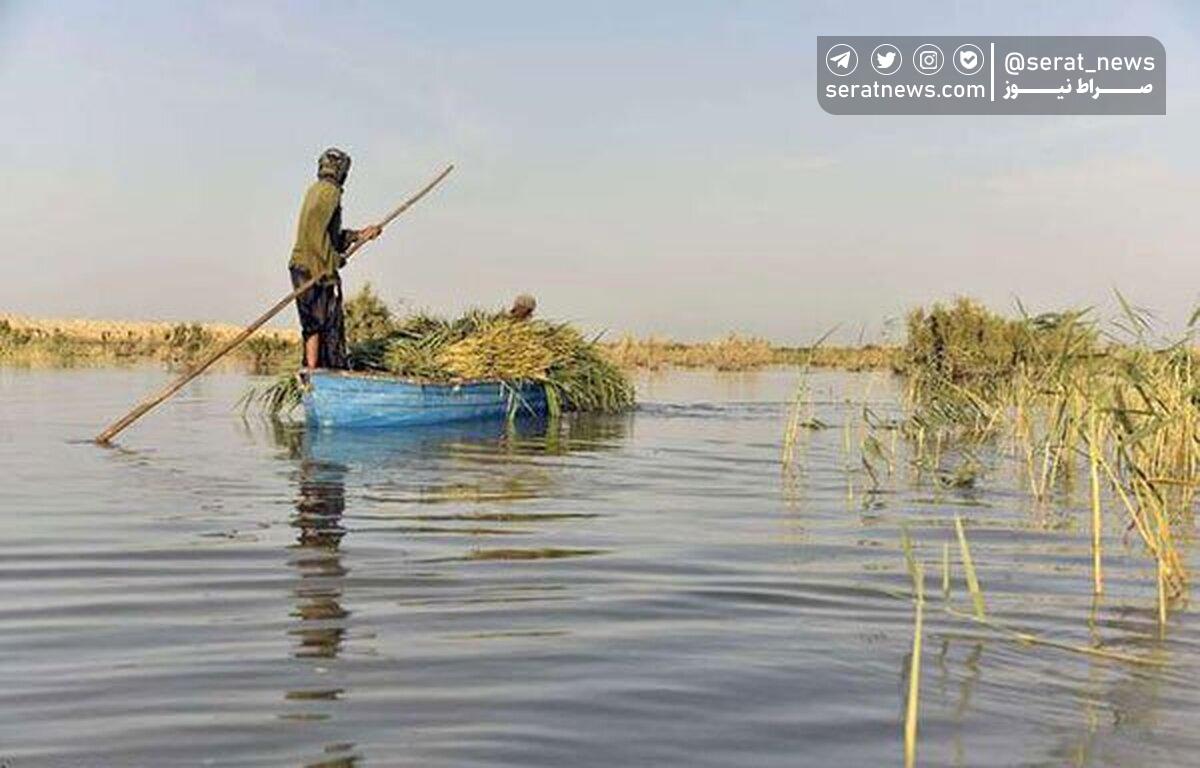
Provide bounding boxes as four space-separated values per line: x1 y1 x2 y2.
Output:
301 370 548 429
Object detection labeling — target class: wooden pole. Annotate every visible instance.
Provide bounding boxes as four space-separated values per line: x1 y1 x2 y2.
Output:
94 164 454 444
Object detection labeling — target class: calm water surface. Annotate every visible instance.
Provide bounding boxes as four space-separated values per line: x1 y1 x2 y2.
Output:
2 367 1199 766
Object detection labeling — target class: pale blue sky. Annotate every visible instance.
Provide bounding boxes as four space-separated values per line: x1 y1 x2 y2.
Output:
1 1 1196 342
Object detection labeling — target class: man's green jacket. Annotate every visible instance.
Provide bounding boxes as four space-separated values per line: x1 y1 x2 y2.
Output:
289 179 352 280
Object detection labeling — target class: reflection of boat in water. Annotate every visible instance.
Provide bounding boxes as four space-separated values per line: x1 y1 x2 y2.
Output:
303 414 550 466
265 412 630 527
290 411 629 469
302 369 547 428
266 409 627 749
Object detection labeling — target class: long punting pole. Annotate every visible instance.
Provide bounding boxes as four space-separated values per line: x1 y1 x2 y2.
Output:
94 164 455 444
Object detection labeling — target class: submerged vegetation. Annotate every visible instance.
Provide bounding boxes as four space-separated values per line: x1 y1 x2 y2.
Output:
780 295 1198 763
897 295 1199 620
818 299 1192 593
898 510 1166 764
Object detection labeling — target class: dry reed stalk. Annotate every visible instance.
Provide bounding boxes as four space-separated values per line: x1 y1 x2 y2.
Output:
889 538 1164 667
1157 558 1168 627
955 515 986 620
904 560 924 768
941 606 1164 667
781 330 836 471
941 542 950 600
1087 409 1103 595
781 375 809 468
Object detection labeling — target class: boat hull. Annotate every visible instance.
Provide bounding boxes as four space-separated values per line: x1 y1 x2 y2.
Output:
302 371 548 429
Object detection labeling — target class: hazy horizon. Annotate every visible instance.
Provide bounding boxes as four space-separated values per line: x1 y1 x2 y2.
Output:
2 1 1197 344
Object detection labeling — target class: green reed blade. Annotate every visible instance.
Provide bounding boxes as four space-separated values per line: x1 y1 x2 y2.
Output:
955 515 986 620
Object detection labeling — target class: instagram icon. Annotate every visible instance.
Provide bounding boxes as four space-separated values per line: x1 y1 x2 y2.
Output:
913 43 943 75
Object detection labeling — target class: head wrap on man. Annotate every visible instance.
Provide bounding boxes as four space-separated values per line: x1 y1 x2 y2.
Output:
317 147 352 185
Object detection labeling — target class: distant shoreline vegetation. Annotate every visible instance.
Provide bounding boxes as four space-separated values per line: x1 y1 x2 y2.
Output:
0 314 299 372
603 335 898 371
0 307 902 374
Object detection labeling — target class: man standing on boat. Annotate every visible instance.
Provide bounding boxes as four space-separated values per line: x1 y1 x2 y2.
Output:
289 148 381 369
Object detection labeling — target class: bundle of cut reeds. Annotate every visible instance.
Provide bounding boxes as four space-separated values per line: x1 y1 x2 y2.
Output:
246 297 635 418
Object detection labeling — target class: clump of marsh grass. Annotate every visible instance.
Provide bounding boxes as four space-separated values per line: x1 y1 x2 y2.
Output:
895 294 1200 623
162 323 216 367
782 328 836 471
242 335 298 374
343 282 397 346
238 372 303 417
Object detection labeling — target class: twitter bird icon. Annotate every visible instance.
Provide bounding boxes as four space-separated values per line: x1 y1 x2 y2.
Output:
872 44 902 75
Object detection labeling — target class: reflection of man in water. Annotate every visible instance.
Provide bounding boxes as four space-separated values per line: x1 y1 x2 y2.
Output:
290 458 350 659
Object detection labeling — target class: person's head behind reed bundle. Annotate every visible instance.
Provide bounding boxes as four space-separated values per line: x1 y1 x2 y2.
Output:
509 294 537 321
